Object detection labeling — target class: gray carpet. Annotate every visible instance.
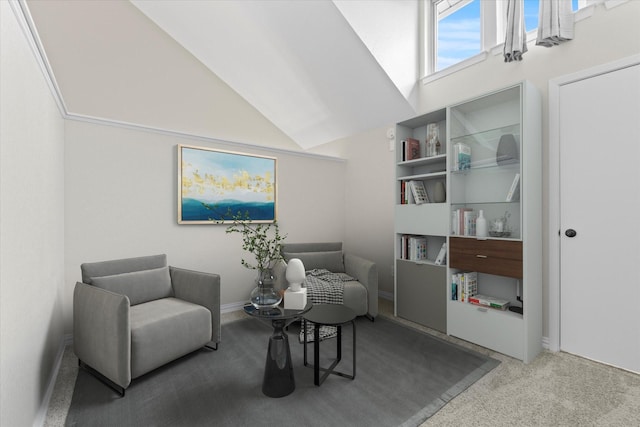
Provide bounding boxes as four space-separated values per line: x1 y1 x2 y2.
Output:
66 316 499 427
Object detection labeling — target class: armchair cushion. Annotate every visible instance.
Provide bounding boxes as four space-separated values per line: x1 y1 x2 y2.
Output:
129 298 211 378
283 250 345 273
91 266 173 306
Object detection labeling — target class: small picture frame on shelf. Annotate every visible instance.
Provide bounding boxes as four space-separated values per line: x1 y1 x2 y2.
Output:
409 180 429 204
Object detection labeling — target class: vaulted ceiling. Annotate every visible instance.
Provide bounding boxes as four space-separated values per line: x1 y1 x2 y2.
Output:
24 0 420 151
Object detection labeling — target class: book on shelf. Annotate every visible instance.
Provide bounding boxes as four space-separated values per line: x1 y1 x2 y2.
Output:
404 137 421 161
400 235 427 261
434 242 447 265
453 142 471 171
468 294 510 311
451 274 458 301
409 180 429 204
463 210 477 236
451 208 474 236
410 236 427 261
453 271 477 302
505 173 521 202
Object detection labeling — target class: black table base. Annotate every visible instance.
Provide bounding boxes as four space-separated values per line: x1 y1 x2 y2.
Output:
262 318 295 398
244 303 312 398
303 316 356 386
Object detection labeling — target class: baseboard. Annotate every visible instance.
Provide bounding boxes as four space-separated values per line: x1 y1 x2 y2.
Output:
33 334 70 427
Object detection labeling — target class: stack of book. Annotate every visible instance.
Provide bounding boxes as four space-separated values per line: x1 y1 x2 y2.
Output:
400 235 427 261
401 138 421 161
451 271 477 302
451 208 477 236
468 294 510 311
452 142 471 171
400 180 429 204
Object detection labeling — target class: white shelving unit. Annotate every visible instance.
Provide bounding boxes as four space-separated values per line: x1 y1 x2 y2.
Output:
394 82 542 363
394 109 448 333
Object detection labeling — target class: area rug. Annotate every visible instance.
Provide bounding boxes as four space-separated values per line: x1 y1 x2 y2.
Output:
65 316 499 427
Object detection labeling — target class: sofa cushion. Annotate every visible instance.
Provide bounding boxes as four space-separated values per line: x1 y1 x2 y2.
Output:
81 254 167 285
91 266 173 306
129 298 212 378
283 251 345 273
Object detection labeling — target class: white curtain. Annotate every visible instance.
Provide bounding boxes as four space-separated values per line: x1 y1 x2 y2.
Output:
504 0 527 62
536 0 574 47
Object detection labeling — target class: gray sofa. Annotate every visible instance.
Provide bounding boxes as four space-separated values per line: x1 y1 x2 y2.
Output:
280 242 378 320
73 254 221 396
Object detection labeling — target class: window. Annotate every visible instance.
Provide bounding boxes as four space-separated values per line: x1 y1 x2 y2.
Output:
525 0 581 32
425 0 587 78
435 0 481 71
524 0 540 32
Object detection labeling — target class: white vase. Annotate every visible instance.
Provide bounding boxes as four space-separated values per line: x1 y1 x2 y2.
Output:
476 210 488 239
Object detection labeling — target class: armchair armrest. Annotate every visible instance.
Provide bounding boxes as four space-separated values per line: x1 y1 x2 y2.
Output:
73 282 131 389
170 267 221 345
344 253 378 318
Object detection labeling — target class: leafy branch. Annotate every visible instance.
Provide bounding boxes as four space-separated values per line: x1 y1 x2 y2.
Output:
222 209 286 271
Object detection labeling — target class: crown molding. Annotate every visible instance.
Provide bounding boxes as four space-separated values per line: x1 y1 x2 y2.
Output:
9 0 68 117
65 112 346 162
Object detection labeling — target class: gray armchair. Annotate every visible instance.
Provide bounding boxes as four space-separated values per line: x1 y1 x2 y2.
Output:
73 254 220 396
280 242 378 320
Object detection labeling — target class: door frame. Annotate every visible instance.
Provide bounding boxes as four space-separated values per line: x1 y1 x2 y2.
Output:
547 54 640 353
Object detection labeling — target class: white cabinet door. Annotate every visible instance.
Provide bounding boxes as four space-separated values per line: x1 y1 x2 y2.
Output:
559 64 640 373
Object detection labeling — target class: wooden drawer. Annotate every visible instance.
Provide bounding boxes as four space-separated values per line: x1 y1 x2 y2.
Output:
449 237 523 278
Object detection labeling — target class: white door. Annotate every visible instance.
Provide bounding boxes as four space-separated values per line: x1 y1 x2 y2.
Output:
559 64 640 373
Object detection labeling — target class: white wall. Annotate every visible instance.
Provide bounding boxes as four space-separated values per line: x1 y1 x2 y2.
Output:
63 119 346 332
0 2 66 426
314 126 397 296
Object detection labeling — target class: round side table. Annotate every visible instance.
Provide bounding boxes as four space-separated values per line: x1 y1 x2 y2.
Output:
302 304 356 386
244 302 312 397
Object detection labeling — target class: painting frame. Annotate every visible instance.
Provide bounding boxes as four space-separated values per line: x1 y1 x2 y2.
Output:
178 144 277 224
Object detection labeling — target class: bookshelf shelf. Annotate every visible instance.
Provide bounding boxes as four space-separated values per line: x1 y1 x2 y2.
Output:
397 153 447 167
450 123 520 146
397 171 446 181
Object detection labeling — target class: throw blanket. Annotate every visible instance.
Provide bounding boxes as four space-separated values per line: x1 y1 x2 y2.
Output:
300 269 355 343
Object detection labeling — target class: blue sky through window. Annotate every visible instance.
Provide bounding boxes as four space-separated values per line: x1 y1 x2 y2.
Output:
527 1 580 31
437 0 481 71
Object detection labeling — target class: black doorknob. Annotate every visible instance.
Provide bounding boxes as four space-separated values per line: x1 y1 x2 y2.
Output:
565 229 577 238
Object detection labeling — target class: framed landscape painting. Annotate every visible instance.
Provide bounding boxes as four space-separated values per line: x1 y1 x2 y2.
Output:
178 145 277 224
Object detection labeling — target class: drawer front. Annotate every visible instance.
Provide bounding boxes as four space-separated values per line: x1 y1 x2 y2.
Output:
447 301 523 360
449 237 523 278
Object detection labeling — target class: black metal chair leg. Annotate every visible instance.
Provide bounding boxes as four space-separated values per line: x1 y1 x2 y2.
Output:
205 342 219 351
78 360 125 397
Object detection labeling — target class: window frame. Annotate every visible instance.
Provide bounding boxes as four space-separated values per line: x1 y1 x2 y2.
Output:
422 0 626 83
424 0 504 79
